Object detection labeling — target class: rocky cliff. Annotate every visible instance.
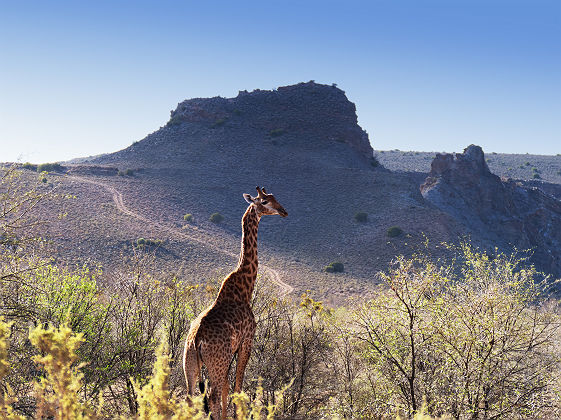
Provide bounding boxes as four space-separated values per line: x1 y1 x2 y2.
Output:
168 81 373 160
421 145 561 278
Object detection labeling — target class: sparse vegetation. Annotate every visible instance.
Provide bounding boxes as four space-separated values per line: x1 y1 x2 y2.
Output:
325 261 344 273
269 129 286 137
370 155 380 167
209 212 224 223
387 225 403 237
354 212 368 223
183 213 193 222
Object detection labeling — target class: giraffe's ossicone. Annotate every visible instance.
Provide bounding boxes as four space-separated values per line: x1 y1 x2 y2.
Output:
183 186 287 420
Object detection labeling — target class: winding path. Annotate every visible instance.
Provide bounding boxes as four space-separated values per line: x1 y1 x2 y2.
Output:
68 175 294 295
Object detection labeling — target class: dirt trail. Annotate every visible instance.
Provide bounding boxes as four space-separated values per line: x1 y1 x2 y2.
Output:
68 175 294 295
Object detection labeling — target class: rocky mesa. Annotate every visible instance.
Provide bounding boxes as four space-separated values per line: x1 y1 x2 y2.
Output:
93 81 375 169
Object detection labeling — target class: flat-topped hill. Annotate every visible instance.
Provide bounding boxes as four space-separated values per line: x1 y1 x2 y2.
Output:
91 81 375 169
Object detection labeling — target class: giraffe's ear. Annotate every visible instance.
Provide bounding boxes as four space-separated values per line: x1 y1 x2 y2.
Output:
243 193 255 203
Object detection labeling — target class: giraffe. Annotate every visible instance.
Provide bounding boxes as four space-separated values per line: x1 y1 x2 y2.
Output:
183 186 288 419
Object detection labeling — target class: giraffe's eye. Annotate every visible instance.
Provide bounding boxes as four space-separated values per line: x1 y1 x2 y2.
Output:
261 200 268 205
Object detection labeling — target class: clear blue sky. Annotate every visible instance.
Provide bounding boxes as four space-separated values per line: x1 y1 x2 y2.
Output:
1 0 559 163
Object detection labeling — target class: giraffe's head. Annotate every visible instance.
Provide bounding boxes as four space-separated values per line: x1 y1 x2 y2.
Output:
243 186 288 218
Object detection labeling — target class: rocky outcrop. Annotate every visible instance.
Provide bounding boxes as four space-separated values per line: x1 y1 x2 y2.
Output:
421 145 561 278
168 81 373 160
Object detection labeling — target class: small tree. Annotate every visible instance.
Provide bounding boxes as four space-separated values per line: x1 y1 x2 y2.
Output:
354 245 561 418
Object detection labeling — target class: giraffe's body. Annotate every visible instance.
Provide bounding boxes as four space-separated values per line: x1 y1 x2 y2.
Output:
183 187 287 419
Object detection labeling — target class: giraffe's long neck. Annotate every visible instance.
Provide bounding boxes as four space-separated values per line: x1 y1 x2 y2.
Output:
238 204 260 272
216 205 260 304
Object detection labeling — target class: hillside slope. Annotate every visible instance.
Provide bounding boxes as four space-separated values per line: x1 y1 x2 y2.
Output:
31 82 561 300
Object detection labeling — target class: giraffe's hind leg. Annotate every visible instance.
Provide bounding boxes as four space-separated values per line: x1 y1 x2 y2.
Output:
202 350 231 420
235 317 255 393
183 339 200 398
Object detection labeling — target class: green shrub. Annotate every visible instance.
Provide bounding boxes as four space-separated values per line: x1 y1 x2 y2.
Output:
37 162 64 173
29 322 93 419
269 129 286 137
210 213 224 223
22 162 37 171
387 226 403 237
371 156 380 168
183 213 193 222
136 238 162 247
354 212 368 223
325 262 344 273
118 169 134 176
166 115 184 127
211 117 228 128
533 173 541 179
